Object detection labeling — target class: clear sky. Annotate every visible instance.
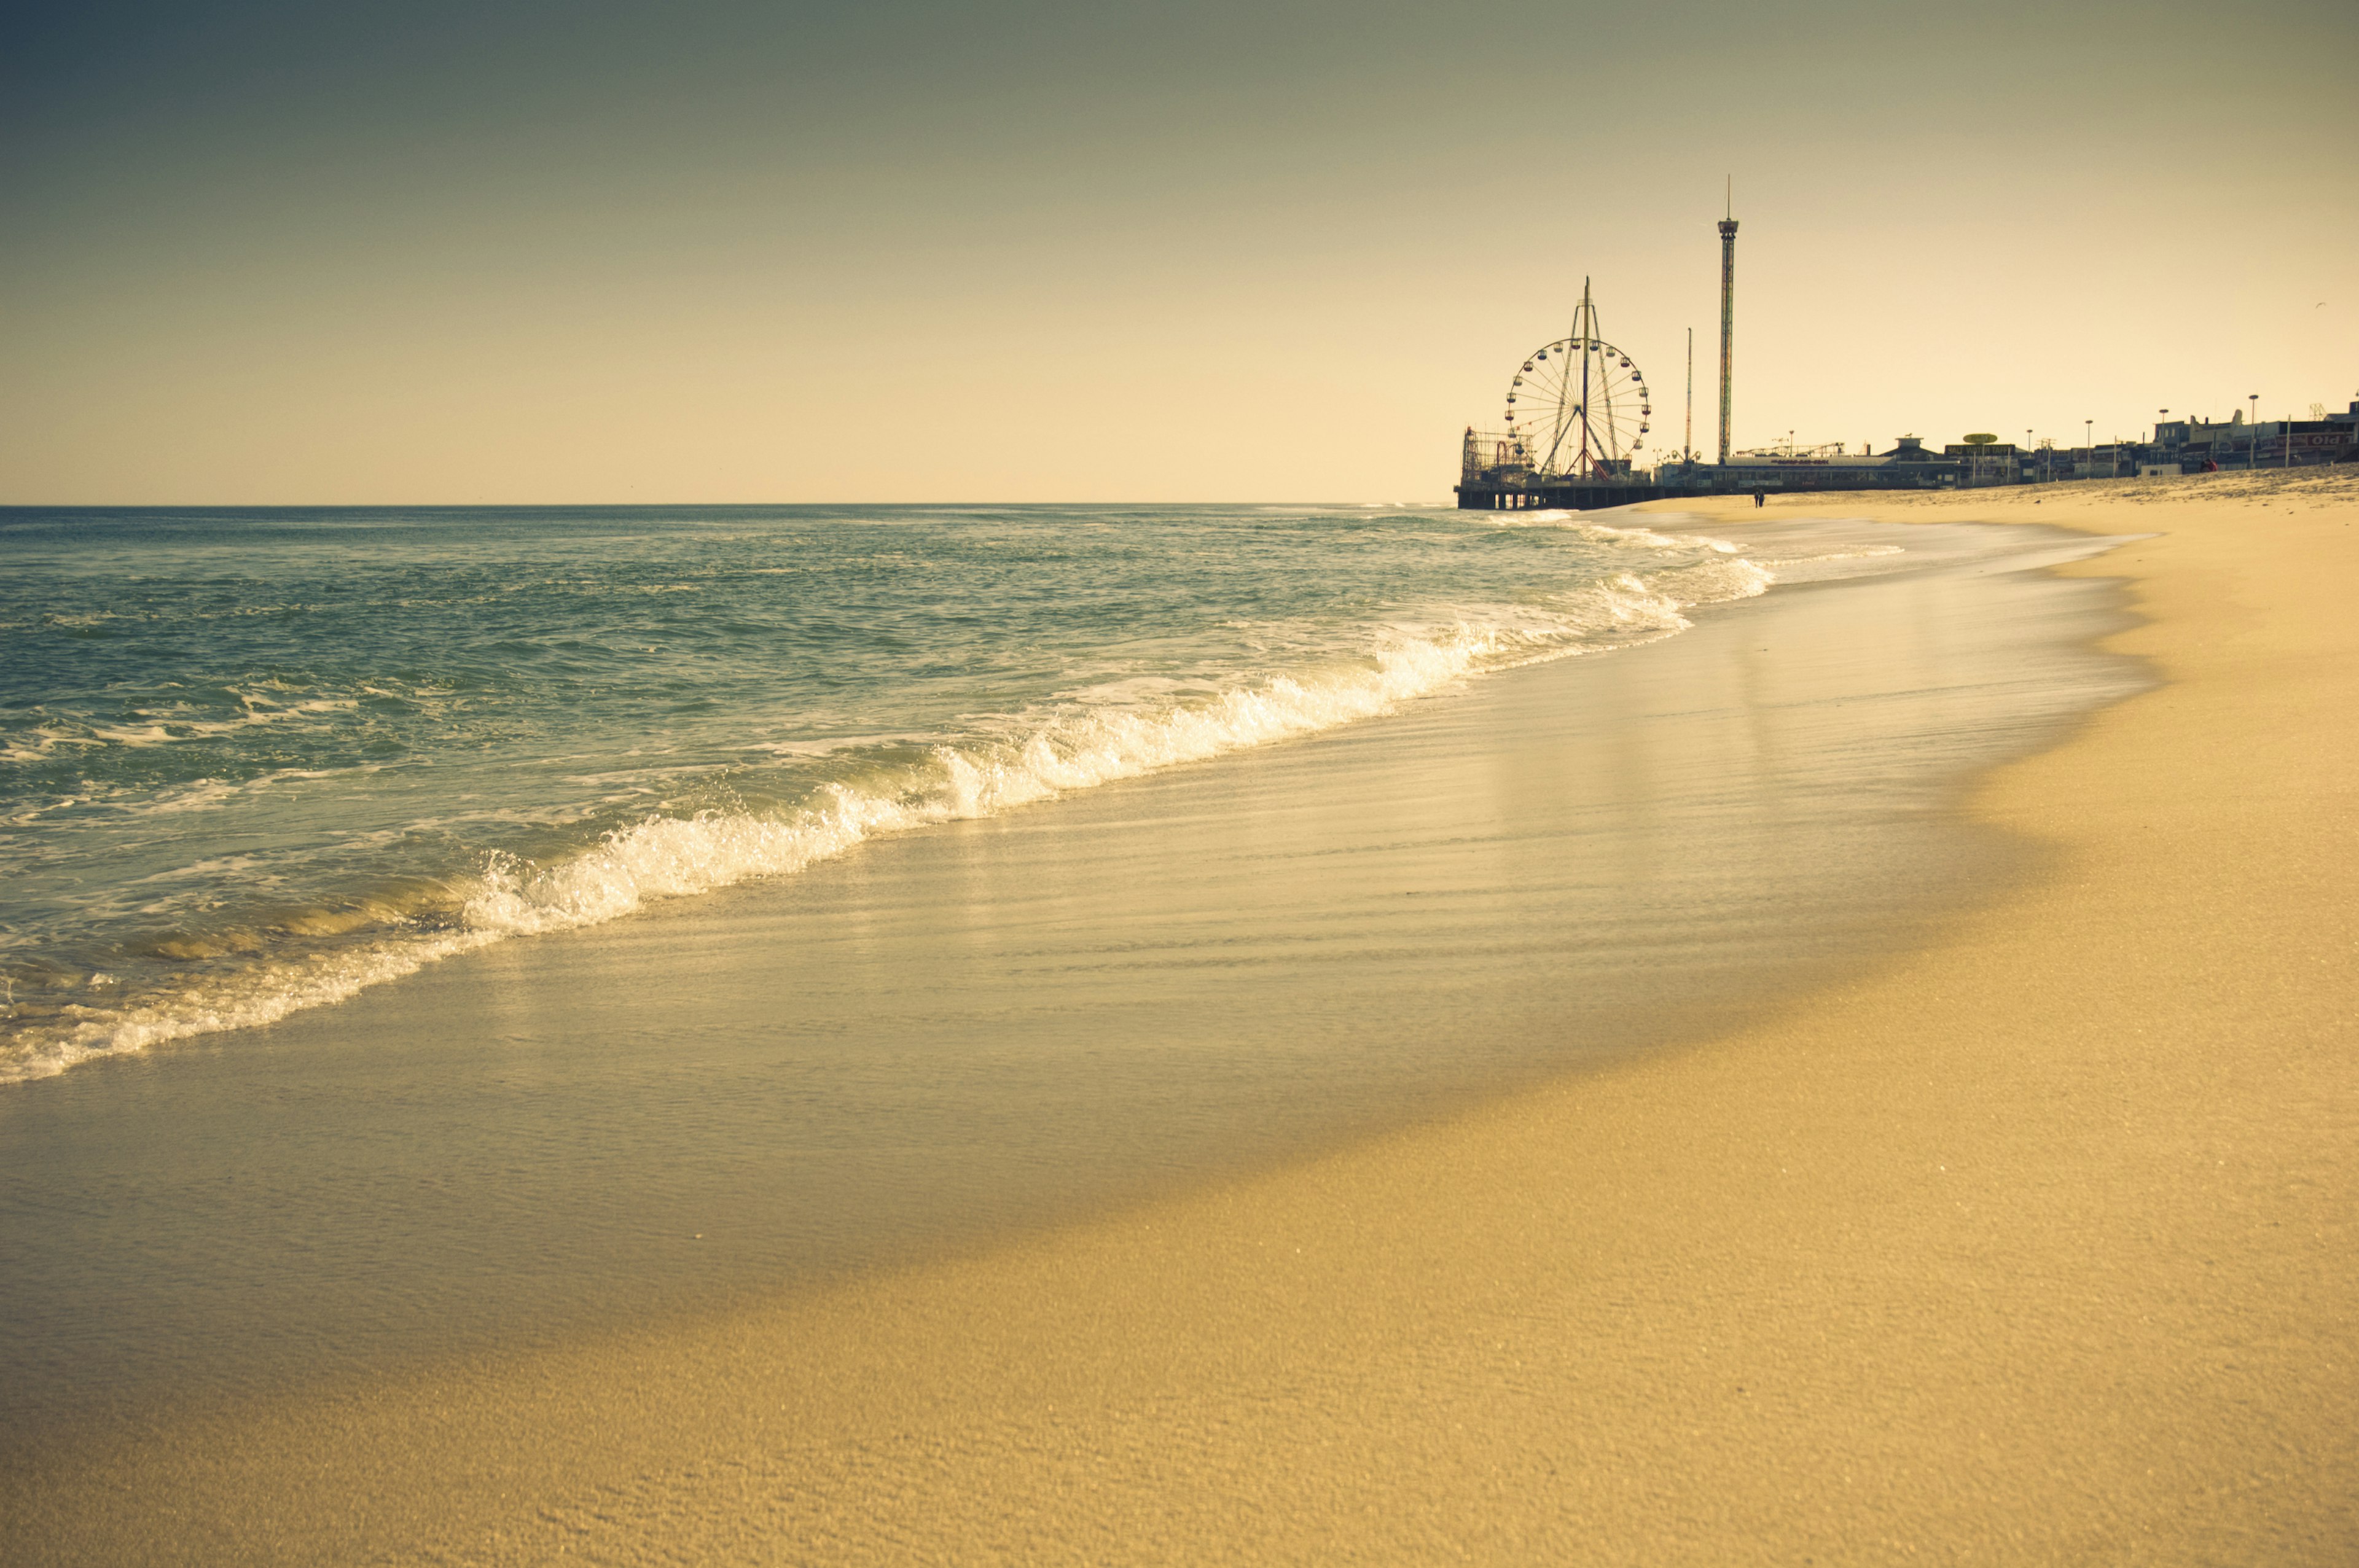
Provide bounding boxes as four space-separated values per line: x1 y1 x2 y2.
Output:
4 0 2352 502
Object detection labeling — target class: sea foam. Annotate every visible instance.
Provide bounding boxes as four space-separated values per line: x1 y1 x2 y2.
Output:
460 557 1767 937
1 537 1769 1083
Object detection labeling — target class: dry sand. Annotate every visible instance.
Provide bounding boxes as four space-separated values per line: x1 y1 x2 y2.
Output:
14 471 2355 1564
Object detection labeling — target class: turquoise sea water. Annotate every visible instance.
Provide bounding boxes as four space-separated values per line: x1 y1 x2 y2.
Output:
0 504 1777 1083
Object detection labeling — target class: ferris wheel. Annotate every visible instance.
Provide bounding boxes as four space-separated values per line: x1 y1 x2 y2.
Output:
1502 278 1653 480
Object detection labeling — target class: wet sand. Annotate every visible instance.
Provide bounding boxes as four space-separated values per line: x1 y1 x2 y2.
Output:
7 476 2355 1562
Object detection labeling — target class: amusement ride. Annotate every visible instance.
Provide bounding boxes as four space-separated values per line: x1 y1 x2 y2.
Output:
1500 278 1652 481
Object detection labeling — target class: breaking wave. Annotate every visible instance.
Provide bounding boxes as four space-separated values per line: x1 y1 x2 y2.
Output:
1 546 1771 1084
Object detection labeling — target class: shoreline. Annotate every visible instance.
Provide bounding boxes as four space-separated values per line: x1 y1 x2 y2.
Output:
7 477 2354 1562
1 515 2131 1438
0 508 1763 1089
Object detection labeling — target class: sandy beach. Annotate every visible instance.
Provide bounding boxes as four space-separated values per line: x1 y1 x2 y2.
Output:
6 472 2353 1564
10 2 2349 1560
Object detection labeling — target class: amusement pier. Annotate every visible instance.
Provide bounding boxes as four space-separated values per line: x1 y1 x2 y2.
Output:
1455 202 2357 510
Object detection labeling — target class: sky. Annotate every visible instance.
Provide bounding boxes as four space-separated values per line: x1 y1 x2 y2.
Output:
4 0 2353 502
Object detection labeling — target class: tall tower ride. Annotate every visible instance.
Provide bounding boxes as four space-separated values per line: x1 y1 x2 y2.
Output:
1716 190 1738 464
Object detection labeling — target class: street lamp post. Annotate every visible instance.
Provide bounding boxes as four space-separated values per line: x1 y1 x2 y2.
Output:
2250 394 2259 468
2085 419 2093 478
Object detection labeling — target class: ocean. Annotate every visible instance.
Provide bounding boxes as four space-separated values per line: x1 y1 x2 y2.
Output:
0 502 2146 1443
0 504 1777 1084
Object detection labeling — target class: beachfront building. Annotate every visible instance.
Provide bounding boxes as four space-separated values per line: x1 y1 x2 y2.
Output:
2152 402 2358 470
1656 434 1963 493
2257 410 2359 466
2049 442 2138 481
1943 438 2022 487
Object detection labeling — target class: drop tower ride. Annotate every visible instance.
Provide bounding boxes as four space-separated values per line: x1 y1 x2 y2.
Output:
1717 189 1738 465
